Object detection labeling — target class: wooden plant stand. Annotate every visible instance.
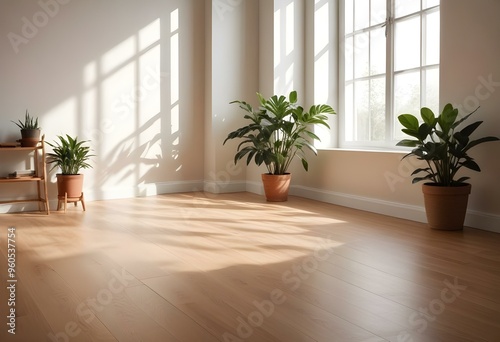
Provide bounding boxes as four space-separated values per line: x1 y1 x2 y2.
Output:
57 192 85 213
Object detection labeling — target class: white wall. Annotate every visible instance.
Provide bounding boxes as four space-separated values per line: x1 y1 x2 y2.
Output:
234 0 500 232
439 0 500 227
1 0 498 232
0 0 206 211
287 0 500 232
205 0 259 194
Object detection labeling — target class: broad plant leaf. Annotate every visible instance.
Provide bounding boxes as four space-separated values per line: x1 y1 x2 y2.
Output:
420 107 436 126
224 91 336 174
396 103 499 185
398 114 419 131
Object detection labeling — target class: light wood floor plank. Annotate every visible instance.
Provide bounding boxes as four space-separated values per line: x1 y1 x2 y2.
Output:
0 192 499 341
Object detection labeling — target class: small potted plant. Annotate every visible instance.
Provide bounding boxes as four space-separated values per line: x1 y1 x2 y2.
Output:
396 103 499 230
46 135 94 211
12 110 41 147
224 91 336 201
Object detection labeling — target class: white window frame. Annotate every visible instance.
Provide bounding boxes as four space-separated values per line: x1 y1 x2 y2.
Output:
338 0 440 150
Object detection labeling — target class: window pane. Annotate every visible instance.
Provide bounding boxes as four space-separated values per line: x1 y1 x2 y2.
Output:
345 0 354 34
424 67 439 112
423 0 439 9
345 37 354 81
424 10 440 66
370 77 386 140
395 0 420 18
394 70 421 139
354 32 369 78
354 0 369 31
339 0 440 147
394 16 420 71
355 80 369 140
370 27 386 75
371 0 386 26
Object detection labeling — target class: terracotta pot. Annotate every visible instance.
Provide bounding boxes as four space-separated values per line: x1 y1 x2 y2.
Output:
56 174 84 198
20 129 41 147
422 183 471 231
261 173 291 202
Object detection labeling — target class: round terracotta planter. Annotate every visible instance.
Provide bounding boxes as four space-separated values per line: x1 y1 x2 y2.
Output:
20 129 41 147
56 174 84 198
422 183 471 231
261 173 291 202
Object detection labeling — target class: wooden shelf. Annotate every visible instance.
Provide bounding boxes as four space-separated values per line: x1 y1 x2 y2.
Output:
0 177 42 183
0 146 40 151
0 136 50 214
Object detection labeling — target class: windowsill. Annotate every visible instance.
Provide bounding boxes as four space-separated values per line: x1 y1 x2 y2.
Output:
317 146 409 154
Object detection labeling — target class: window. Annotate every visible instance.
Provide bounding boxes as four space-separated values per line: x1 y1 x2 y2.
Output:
340 0 440 149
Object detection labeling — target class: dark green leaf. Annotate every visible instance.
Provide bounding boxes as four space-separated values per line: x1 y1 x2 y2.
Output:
412 174 434 184
459 121 482 138
461 159 481 172
420 107 435 126
455 176 470 183
398 114 419 131
396 139 419 147
464 136 500 151
411 168 431 176
401 129 421 140
453 132 469 147
418 123 432 140
301 158 308 171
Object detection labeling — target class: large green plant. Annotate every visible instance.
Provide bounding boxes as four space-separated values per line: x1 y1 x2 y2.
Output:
223 91 336 175
12 110 39 130
396 103 499 186
46 135 94 175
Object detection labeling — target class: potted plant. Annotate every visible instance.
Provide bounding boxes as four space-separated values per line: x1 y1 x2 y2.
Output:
46 135 94 210
224 90 336 201
12 110 41 147
396 103 499 230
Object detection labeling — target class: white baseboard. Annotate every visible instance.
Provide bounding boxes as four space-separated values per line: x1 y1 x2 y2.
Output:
289 185 500 234
245 180 264 195
0 180 205 214
203 180 247 194
0 201 41 214
465 210 500 234
290 185 428 223
241 182 500 233
2 180 498 233
84 180 206 201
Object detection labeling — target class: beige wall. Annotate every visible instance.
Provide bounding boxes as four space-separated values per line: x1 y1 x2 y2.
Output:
1 0 498 231
440 0 500 219
0 0 206 210
237 0 500 232
284 0 500 231
205 0 259 194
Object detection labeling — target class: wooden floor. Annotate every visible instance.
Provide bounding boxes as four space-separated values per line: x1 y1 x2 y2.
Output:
0 192 499 342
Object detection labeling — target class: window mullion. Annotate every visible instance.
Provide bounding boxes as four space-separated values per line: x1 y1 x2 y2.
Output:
385 0 394 142
420 0 424 108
